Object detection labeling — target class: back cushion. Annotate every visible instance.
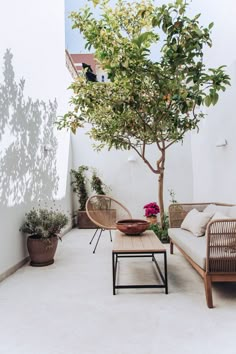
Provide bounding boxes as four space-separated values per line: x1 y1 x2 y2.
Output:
228 206 236 218
181 208 213 237
204 204 232 216
211 212 230 221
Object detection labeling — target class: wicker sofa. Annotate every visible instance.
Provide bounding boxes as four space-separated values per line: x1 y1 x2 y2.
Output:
168 203 236 308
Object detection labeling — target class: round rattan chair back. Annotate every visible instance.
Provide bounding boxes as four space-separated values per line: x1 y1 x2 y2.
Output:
86 195 132 230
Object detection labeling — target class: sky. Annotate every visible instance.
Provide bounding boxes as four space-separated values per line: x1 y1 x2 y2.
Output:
65 0 116 53
65 0 88 53
65 0 208 54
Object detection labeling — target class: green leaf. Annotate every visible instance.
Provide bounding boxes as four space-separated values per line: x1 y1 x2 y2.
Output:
196 96 202 106
138 9 146 18
186 77 193 84
122 59 129 68
134 32 157 48
204 96 212 107
152 17 159 27
208 22 214 30
211 92 219 105
194 28 202 37
91 0 100 7
194 14 201 20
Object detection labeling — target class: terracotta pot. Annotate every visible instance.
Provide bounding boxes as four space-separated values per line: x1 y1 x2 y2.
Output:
77 211 97 229
146 216 157 225
27 236 58 267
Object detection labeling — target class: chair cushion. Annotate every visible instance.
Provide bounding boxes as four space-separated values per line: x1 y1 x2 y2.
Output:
181 208 212 237
168 228 206 269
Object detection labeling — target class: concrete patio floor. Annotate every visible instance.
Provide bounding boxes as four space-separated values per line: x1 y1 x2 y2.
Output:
0 228 236 354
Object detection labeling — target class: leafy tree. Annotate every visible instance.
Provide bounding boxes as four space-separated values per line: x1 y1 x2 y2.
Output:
58 0 230 226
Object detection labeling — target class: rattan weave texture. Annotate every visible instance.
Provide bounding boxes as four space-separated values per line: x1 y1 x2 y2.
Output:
86 195 132 230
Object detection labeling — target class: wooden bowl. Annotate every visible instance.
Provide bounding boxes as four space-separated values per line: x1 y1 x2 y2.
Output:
116 219 149 235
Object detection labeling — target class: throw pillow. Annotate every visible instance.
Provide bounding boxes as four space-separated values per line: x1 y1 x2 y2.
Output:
203 204 231 216
228 206 236 218
181 208 213 237
211 212 230 221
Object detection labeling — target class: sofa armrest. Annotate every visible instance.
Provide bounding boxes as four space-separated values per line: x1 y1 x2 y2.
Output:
168 203 212 228
206 219 236 273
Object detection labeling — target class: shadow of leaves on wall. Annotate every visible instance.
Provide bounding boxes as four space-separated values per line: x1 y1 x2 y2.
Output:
0 49 59 206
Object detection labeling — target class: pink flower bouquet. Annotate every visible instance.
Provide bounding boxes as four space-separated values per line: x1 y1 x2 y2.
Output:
144 202 160 217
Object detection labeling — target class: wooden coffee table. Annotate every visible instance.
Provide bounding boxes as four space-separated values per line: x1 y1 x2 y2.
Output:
112 230 168 295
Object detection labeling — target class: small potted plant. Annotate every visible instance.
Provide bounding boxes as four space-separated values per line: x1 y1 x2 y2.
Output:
144 202 160 225
20 208 69 267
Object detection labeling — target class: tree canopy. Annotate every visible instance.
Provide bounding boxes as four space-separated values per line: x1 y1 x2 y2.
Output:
58 0 230 224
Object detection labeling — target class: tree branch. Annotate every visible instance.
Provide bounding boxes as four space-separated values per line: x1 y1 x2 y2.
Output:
165 130 186 149
130 141 158 174
141 141 146 159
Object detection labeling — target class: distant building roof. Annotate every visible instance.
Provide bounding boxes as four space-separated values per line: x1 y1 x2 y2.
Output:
70 53 96 74
65 50 78 79
66 52 108 82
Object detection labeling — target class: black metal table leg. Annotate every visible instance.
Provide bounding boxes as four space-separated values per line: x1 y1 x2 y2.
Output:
112 252 116 295
164 251 168 294
112 251 168 294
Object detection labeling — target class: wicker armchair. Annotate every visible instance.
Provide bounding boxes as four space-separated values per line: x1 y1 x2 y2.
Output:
169 202 236 308
86 195 132 253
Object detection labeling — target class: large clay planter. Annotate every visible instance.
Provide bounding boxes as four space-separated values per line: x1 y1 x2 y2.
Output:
77 211 97 229
27 236 58 267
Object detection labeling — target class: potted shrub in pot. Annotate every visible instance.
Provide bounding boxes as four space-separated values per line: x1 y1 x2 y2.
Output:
71 166 109 228
71 165 96 228
20 208 69 267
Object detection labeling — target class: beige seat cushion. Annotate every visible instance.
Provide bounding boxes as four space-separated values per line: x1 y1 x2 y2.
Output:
181 208 212 237
168 228 207 269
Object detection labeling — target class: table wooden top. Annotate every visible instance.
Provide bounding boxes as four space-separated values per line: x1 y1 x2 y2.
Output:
113 230 166 253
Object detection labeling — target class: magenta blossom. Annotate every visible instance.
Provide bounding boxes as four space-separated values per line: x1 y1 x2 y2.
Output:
143 202 160 217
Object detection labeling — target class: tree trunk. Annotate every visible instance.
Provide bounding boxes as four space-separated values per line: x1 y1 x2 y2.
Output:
158 171 164 228
158 148 165 229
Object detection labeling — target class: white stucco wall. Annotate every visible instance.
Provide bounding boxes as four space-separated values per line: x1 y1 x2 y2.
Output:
190 0 236 203
0 0 73 276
